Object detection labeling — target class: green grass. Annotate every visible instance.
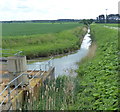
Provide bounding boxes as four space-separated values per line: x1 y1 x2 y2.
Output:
2 23 87 59
2 23 81 37
73 24 119 110
97 23 119 27
105 23 119 27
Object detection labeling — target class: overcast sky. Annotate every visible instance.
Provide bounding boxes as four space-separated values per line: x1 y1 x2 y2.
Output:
0 0 119 21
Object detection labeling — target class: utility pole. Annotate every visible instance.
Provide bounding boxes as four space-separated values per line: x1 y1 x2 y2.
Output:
105 9 108 23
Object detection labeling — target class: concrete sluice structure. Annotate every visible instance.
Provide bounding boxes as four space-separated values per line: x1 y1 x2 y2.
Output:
0 55 55 111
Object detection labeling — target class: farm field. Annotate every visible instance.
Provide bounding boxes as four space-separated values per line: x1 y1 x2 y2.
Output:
2 23 81 36
32 24 119 110
2 23 87 59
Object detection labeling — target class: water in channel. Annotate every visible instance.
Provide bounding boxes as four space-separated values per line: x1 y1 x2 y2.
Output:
28 28 92 78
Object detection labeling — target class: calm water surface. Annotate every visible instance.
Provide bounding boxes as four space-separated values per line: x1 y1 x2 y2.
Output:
28 29 91 77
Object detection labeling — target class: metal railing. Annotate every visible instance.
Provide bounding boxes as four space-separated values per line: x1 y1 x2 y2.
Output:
27 57 53 71
0 48 23 56
0 57 53 111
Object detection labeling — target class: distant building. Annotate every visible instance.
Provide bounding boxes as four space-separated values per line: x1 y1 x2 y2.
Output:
107 14 120 23
96 15 105 23
96 14 120 23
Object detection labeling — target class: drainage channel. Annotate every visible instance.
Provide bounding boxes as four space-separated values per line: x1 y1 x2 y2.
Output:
28 28 92 78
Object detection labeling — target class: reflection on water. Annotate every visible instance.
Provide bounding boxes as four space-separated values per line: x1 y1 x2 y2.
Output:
28 29 91 77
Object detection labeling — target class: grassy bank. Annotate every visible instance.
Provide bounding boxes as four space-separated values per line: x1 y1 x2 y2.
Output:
2 23 87 59
73 24 119 110
32 24 119 110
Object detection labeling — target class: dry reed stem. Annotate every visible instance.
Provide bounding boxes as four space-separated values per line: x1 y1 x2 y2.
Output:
78 42 97 64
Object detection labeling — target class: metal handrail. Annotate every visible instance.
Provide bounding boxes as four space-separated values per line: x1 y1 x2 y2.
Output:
0 49 23 56
27 57 53 71
0 82 22 105
0 48 20 51
29 71 45 83
0 57 53 109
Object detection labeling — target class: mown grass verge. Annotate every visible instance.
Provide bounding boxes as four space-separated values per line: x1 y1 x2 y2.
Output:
2 25 87 59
